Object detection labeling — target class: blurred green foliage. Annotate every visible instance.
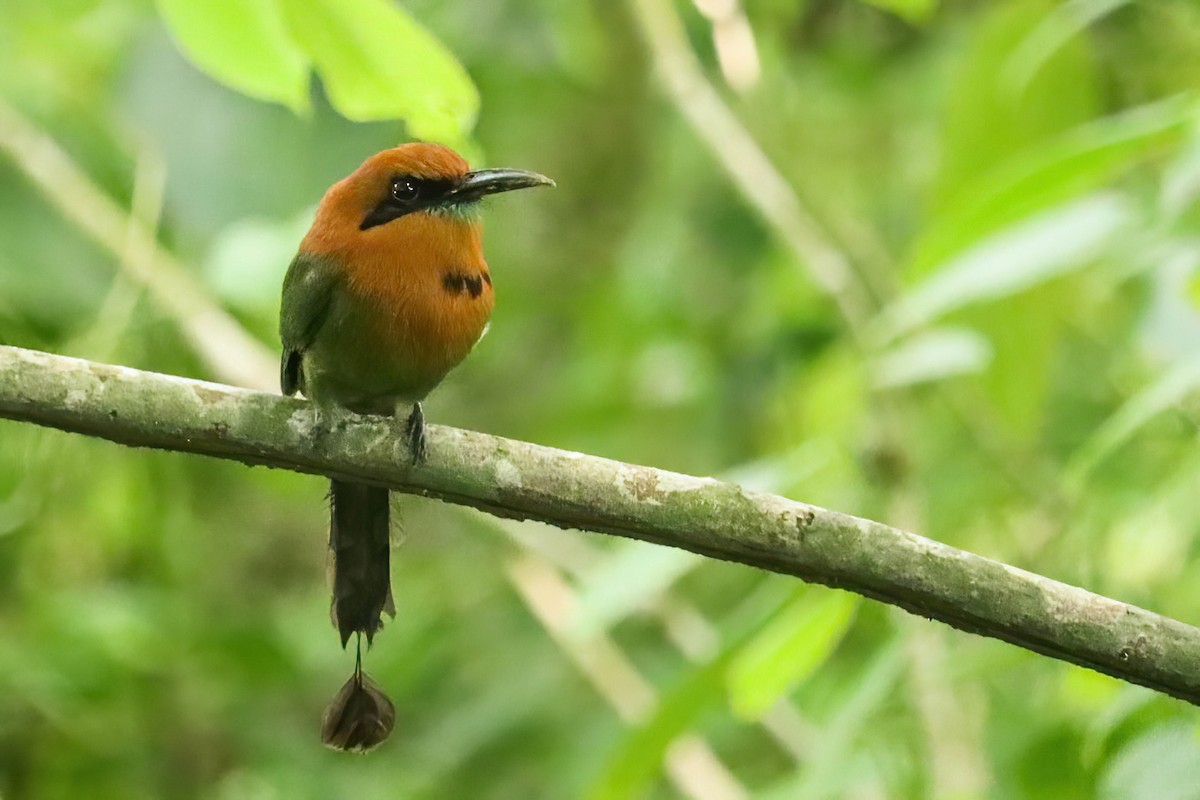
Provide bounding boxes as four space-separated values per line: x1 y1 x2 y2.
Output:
156 0 478 144
3 0 1200 797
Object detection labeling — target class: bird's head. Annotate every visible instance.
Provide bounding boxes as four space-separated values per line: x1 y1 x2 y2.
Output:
309 143 553 240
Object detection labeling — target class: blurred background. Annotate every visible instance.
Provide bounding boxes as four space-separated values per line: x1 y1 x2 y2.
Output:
3 0 1200 797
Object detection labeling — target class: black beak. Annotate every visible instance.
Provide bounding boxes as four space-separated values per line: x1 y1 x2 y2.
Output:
360 168 555 231
447 168 555 203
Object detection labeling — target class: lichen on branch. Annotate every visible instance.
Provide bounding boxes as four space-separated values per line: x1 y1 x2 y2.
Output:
1 344 1198 705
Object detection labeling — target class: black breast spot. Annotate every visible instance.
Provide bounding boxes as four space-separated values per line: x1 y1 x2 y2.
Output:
443 270 488 299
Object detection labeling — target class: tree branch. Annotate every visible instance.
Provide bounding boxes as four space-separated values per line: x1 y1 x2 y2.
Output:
2 344 1198 705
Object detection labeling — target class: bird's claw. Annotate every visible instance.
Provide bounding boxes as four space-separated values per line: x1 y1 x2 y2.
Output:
404 403 427 463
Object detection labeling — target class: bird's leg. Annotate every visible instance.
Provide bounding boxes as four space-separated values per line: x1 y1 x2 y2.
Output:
402 402 427 463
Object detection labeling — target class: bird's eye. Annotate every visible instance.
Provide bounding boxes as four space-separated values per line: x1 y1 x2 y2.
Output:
391 179 420 204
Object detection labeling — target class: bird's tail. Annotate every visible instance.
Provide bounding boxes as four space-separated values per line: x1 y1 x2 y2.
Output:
328 479 395 647
321 638 396 751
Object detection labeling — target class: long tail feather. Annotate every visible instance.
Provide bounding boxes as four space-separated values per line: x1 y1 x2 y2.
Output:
329 480 394 647
320 636 396 751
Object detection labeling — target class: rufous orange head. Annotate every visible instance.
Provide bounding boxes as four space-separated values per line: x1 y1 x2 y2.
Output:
301 143 553 256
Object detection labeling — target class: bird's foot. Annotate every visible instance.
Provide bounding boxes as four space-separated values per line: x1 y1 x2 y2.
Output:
404 403 427 463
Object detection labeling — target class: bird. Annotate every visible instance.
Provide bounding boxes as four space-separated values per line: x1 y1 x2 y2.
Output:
278 142 553 750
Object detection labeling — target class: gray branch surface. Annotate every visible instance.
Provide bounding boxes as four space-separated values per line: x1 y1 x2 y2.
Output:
2 344 1198 704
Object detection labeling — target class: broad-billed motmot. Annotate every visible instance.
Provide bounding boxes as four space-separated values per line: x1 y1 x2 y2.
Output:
279 143 553 750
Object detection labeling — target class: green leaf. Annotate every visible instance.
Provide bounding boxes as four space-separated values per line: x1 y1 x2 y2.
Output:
972 281 1069 439
873 327 992 389
759 640 906 799
800 346 867 442
205 211 313 310
858 0 938 24
873 194 1131 344
726 590 858 718
1003 0 1131 93
1099 723 1200 800
928 1 1100 222
1081 689 1158 768
1187 266 1200 308
586 579 797 800
1102 502 1188 592
280 0 479 144
586 653 732 800
1066 356 1200 488
156 0 310 113
1058 664 1121 713
911 95 1198 278
567 542 702 641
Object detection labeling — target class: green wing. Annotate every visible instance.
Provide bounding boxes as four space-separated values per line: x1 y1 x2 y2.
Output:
279 252 338 396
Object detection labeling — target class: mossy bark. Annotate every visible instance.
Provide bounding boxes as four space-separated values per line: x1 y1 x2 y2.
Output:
2 344 1198 704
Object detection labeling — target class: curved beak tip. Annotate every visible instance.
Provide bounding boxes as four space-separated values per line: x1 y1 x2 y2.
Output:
459 168 556 199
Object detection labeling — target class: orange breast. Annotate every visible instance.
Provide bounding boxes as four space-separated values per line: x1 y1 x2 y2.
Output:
304 211 495 394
